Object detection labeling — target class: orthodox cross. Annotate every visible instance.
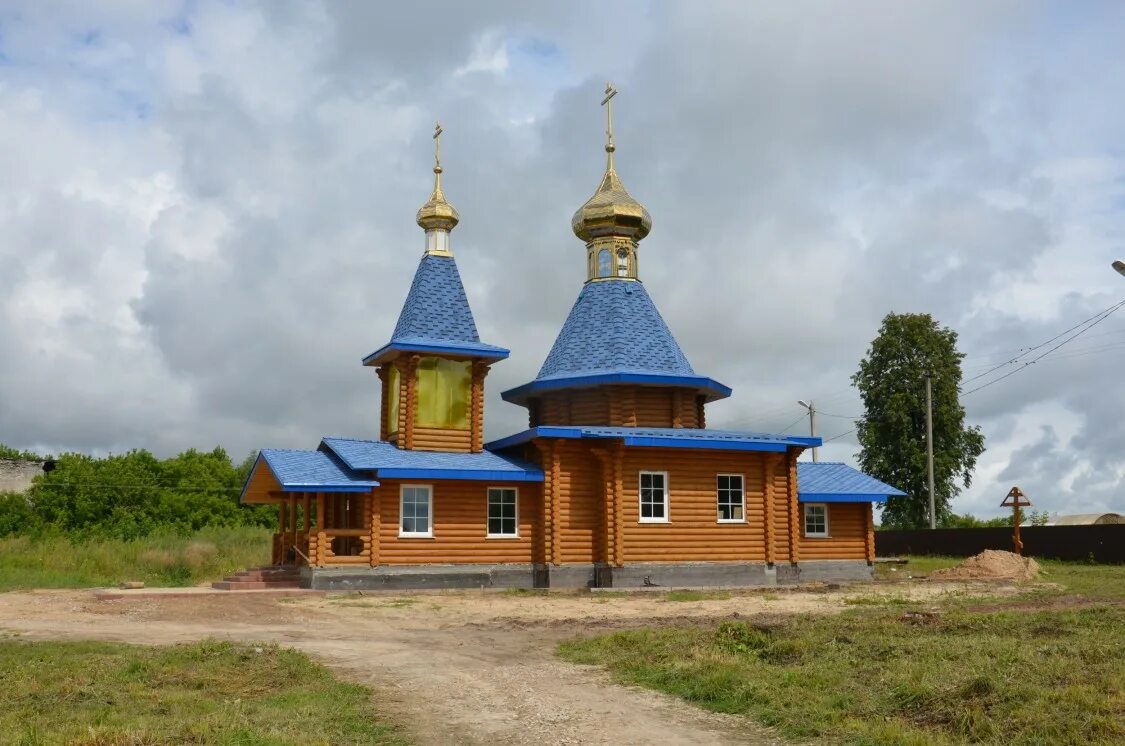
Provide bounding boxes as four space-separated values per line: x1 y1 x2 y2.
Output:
433 121 443 171
601 82 618 155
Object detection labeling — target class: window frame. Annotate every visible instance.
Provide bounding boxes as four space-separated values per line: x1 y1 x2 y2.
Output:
716 473 746 524
485 486 520 539
638 470 670 524
399 484 434 538
803 502 830 538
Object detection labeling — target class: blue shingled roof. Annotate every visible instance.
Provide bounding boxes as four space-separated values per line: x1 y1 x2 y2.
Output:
486 426 819 453
321 437 543 482
542 280 694 376
241 449 379 502
502 280 728 403
364 254 509 365
797 462 906 503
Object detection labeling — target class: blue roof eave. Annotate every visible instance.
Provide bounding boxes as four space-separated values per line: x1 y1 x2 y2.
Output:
363 339 510 366
500 371 733 404
485 426 819 453
798 492 891 503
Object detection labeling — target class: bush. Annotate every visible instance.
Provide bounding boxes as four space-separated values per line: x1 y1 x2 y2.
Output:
7 445 276 539
0 492 40 537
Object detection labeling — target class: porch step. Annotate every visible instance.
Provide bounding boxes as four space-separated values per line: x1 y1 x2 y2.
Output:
222 569 301 582
211 579 302 590
211 565 302 591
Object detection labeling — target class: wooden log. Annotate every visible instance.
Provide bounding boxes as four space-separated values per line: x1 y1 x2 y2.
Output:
377 365 390 441
788 455 800 563
764 456 776 566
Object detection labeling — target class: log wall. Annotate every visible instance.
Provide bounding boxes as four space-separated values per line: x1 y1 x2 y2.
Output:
553 441 603 563
530 385 703 428
375 480 541 565
619 447 773 563
798 502 869 560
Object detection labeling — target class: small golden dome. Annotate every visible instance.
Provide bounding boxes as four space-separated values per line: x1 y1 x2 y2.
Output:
417 122 459 233
416 164 460 232
571 156 652 242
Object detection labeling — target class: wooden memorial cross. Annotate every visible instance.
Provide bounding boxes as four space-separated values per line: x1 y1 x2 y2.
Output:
1000 486 1032 556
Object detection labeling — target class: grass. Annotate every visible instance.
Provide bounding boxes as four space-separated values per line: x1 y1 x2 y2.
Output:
875 555 961 579
0 527 271 591
560 560 1125 744
560 604 1124 744
0 638 406 745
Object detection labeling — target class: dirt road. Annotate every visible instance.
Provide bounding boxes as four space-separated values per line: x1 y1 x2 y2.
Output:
0 583 996 745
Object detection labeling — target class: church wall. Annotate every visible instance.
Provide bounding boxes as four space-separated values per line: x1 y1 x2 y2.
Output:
554 441 603 563
529 386 704 428
374 479 540 565
797 502 870 560
618 447 772 562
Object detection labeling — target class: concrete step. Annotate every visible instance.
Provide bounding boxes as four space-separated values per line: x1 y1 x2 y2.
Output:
225 571 301 582
211 579 303 591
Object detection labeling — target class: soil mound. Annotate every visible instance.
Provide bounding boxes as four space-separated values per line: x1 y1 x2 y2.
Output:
930 550 1040 581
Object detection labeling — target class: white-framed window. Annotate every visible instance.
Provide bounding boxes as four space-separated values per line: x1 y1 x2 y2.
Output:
717 474 745 522
803 503 829 538
639 471 669 523
400 484 433 538
487 487 519 538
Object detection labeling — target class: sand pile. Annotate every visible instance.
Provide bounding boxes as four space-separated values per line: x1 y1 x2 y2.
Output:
930 550 1040 581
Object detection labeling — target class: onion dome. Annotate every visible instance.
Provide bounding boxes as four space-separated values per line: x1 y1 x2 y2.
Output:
416 122 460 233
571 84 651 243
571 162 652 242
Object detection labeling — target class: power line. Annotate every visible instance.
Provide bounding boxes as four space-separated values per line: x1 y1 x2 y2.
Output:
962 299 1125 397
961 299 1125 385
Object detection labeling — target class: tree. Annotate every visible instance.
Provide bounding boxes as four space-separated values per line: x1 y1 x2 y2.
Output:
853 313 985 529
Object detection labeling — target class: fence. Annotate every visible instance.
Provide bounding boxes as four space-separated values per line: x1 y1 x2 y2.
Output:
875 524 1124 563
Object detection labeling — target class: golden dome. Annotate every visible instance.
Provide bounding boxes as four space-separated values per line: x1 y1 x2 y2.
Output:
571 84 651 243
416 165 459 232
417 122 459 233
571 155 652 242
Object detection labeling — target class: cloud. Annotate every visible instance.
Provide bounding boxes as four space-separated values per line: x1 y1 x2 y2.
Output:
1 1 1122 519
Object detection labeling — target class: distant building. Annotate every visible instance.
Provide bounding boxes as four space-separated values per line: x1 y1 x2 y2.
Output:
0 459 45 494
1048 513 1122 526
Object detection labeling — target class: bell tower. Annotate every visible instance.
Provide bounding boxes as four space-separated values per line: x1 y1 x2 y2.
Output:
363 123 509 452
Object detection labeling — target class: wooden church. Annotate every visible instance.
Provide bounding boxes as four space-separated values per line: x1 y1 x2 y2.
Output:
240 90 904 589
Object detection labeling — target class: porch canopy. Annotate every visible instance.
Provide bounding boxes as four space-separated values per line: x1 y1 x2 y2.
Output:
240 449 379 504
796 462 906 503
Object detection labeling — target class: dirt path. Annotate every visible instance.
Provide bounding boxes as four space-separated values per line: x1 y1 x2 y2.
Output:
0 582 1007 745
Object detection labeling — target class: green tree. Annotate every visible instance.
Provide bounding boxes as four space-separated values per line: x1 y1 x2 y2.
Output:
853 313 985 529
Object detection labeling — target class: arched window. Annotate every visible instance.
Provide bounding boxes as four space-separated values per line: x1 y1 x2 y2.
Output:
616 248 630 277
597 248 611 278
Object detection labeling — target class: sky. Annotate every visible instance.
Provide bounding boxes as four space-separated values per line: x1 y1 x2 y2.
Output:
1 1 1123 520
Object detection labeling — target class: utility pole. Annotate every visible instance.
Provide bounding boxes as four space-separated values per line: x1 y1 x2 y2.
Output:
925 375 936 529
797 400 818 463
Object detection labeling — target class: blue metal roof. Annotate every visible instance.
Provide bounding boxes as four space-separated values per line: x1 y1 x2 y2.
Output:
486 426 820 453
321 437 543 482
364 254 509 365
503 280 728 403
242 449 380 501
797 462 906 503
